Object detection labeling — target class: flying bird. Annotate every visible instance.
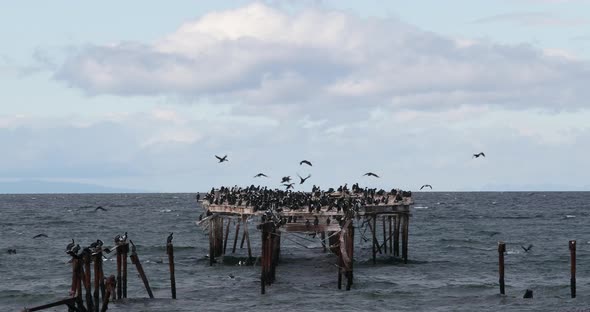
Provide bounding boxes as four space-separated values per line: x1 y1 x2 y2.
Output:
363 172 380 178
281 176 291 183
521 244 533 252
283 183 295 190
215 155 228 163
95 206 107 211
300 160 312 167
297 173 311 184
473 152 485 158
420 184 432 190
254 173 268 178
33 234 48 239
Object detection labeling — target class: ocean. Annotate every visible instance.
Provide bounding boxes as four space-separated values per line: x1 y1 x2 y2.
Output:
1 192 589 311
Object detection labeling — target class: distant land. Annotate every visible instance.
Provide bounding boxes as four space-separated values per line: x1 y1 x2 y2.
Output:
0 180 148 194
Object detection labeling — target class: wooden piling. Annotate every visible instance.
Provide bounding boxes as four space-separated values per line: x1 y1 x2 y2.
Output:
130 241 154 299
498 241 506 295
216 217 224 257
76 261 84 311
93 253 100 312
101 276 116 312
209 217 214 266
232 218 241 254
382 216 387 254
83 252 94 312
388 216 393 255
116 246 122 300
167 241 176 299
402 213 409 264
394 215 400 257
321 231 326 252
260 223 269 294
22 298 78 312
244 215 252 260
223 218 231 255
569 240 576 298
122 243 128 299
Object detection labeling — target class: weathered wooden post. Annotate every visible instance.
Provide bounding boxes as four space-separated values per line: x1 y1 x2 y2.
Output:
130 240 154 299
166 235 176 299
232 218 241 254
382 216 387 254
82 250 94 312
402 213 409 264
116 245 122 300
388 216 393 254
372 216 377 264
394 215 400 257
101 275 116 312
570 240 576 298
244 215 253 261
498 241 506 295
223 218 231 255
93 251 101 312
122 243 128 299
209 216 215 266
260 222 269 294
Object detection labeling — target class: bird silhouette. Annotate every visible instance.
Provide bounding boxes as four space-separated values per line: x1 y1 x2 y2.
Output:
66 239 75 252
95 206 107 211
33 234 48 239
300 160 312 166
420 184 432 190
281 176 291 183
473 152 485 158
521 244 533 252
215 155 229 163
363 172 380 178
167 232 174 244
297 173 311 184
283 183 295 190
254 173 268 178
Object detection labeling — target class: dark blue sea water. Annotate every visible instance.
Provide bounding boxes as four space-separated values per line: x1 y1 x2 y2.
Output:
1 192 589 311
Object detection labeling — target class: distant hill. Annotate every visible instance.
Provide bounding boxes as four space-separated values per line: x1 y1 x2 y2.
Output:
0 180 148 194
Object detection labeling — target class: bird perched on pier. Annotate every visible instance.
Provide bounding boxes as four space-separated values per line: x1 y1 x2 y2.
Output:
281 176 291 183
521 244 533 252
297 173 311 184
121 232 128 242
254 173 268 178
472 152 485 158
67 244 81 256
167 232 174 244
300 160 312 166
363 172 380 178
66 239 75 252
215 155 228 163
420 184 432 190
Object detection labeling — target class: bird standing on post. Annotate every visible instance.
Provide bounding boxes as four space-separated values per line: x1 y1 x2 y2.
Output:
167 232 174 245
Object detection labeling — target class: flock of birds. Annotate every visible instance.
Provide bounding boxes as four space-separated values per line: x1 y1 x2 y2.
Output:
212 151 487 193
63 232 129 259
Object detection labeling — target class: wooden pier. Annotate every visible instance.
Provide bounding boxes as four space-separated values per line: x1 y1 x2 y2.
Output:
197 187 413 294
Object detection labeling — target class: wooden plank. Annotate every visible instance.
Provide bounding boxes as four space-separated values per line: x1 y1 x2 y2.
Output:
278 223 341 233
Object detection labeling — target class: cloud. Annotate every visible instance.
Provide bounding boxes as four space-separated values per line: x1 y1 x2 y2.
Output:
54 3 590 115
473 12 590 27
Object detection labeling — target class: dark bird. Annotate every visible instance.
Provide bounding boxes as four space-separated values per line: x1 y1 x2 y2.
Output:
66 239 75 251
33 234 48 239
7 249 16 254
473 152 485 158
281 176 291 183
121 232 128 242
300 160 312 166
167 232 174 244
254 173 268 178
95 206 107 211
297 173 311 184
523 289 533 299
521 244 533 252
363 172 380 178
283 183 294 190
215 155 228 163
420 184 432 190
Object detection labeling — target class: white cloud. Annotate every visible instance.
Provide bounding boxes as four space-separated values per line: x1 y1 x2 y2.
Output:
54 3 590 115
474 12 590 27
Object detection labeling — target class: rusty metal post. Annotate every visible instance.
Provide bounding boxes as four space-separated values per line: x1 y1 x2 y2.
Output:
167 241 176 299
130 240 154 299
570 240 576 298
498 241 506 295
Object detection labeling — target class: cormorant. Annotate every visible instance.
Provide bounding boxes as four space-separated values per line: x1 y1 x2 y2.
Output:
254 173 268 178
33 234 48 239
521 244 533 252
300 160 312 166
297 173 311 184
95 206 107 211
283 183 294 190
281 176 291 183
473 152 485 158
66 239 75 252
215 155 229 163
167 232 174 244
420 184 432 190
363 172 380 178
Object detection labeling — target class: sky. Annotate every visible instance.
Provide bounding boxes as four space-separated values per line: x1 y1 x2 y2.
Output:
1 0 590 192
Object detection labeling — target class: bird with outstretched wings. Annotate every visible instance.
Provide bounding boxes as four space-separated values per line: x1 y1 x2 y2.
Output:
420 184 432 190
300 160 312 166
472 152 485 158
215 155 228 163
363 172 380 178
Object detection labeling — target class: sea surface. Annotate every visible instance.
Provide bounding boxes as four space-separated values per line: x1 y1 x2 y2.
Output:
1 192 589 312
